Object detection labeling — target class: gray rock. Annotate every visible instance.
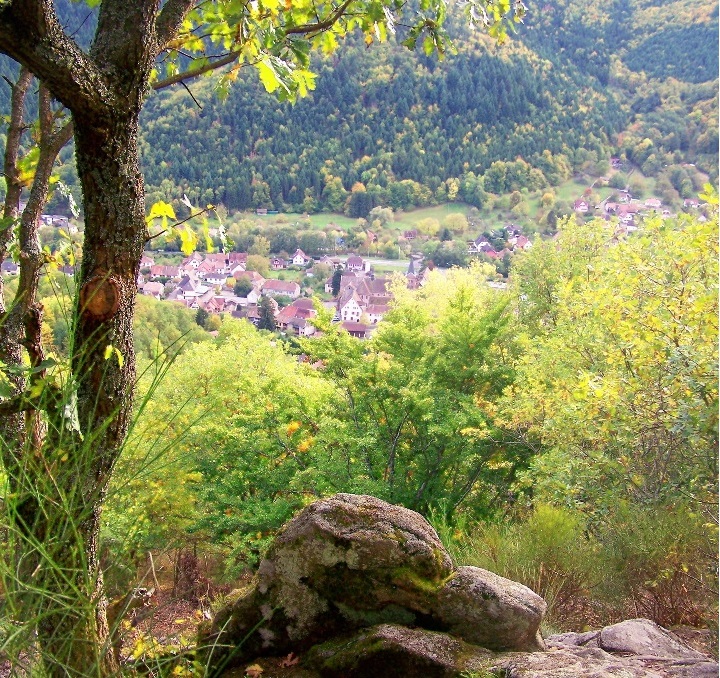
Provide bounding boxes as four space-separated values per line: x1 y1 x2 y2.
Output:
598 619 708 659
513 620 720 678
491 647 719 678
435 566 547 651
201 494 457 671
305 623 493 677
202 494 547 673
547 630 600 647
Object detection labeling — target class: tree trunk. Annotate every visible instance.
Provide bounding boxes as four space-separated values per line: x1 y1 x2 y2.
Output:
0 105 145 677
42 107 146 676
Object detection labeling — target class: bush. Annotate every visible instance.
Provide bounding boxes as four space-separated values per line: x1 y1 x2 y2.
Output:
438 505 599 628
596 502 718 627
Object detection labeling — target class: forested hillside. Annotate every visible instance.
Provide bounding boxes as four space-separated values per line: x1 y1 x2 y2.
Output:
132 0 718 212
0 1 716 216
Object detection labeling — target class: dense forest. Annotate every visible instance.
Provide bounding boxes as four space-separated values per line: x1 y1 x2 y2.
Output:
1 0 717 216
121 1 719 212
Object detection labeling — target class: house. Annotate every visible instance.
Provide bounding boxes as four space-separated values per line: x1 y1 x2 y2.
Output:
141 281 165 299
287 318 316 337
644 198 662 210
140 254 155 268
201 295 226 314
617 204 641 217
365 304 389 324
346 255 365 272
340 321 373 339
573 199 590 213
197 259 226 277
227 252 248 267
337 286 364 322
318 255 345 269
271 257 287 270
150 265 181 280
40 214 69 228
514 235 532 251
353 277 390 303
276 298 318 336
468 236 495 254
403 229 418 240
479 243 499 258
233 270 266 287
202 271 228 286
262 279 301 299
683 198 699 209
181 252 204 269
291 249 311 266
172 274 207 301
1 259 19 275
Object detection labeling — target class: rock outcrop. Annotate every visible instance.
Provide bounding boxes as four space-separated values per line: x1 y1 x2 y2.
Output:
305 623 493 677
201 495 717 678
201 494 546 673
491 619 719 677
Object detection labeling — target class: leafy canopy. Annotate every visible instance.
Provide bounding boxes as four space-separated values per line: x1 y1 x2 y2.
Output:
155 0 527 98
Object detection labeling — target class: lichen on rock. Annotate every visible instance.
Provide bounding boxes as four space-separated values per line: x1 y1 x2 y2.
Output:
200 494 546 674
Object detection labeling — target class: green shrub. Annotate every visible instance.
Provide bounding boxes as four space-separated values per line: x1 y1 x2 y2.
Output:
439 505 599 628
596 502 718 627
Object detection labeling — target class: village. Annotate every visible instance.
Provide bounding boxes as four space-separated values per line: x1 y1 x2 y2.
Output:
134 248 435 340
0 179 704 341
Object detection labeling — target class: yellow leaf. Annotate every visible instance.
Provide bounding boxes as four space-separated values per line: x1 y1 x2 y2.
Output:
245 664 264 678
257 60 280 94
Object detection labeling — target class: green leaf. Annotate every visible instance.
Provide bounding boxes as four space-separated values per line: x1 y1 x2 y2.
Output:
0 380 14 399
257 60 281 94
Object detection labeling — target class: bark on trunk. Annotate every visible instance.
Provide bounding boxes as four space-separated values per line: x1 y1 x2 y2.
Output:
0 1 196 673
28 106 147 678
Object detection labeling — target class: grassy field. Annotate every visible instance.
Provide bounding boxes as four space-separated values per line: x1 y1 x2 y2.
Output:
391 203 470 230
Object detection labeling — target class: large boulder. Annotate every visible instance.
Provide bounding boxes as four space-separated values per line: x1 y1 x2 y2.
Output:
597 618 709 660
435 566 546 651
490 619 720 678
201 494 546 672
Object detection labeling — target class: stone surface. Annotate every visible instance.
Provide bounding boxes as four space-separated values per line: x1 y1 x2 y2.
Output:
547 630 599 647
491 646 719 677
435 566 547 651
202 494 547 673
304 624 493 678
598 619 708 659
510 619 720 678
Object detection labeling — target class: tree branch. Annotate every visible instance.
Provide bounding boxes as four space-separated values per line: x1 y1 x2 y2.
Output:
0 67 31 264
155 0 198 49
152 0 357 90
0 0 111 118
284 0 356 36
152 49 242 90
